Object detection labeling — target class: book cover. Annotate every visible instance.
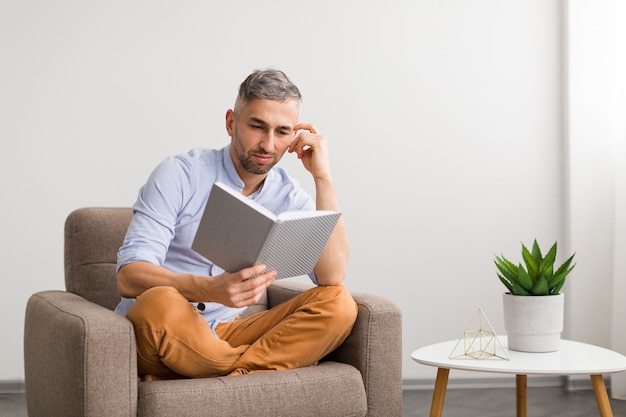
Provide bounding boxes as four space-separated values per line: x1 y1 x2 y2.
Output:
192 182 341 280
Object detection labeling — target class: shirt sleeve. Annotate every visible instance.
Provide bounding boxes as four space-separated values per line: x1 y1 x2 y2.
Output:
117 156 192 272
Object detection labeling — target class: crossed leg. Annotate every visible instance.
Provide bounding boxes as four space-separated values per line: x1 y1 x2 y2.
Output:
126 285 357 379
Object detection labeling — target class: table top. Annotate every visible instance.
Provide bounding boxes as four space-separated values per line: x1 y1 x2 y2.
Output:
411 337 626 375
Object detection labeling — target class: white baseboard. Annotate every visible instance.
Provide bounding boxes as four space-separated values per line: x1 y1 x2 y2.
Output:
402 375 596 391
0 376 598 394
0 380 25 394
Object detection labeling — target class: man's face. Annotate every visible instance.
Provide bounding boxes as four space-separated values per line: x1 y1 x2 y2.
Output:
227 98 299 175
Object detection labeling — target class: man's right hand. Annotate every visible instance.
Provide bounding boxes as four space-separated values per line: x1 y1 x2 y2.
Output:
209 265 277 308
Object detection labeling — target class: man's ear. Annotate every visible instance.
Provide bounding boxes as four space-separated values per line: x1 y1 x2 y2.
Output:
225 109 235 137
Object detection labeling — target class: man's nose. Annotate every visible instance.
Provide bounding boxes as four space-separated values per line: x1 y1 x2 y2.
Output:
259 132 276 150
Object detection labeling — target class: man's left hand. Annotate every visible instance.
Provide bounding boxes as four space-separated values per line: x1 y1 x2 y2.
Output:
289 123 332 179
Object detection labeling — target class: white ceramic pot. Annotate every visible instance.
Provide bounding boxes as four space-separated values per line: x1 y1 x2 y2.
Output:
502 292 564 353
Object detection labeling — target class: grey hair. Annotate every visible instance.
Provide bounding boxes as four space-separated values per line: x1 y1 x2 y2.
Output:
234 69 302 112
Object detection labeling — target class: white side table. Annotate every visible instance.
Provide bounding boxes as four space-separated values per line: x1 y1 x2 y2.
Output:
411 337 626 417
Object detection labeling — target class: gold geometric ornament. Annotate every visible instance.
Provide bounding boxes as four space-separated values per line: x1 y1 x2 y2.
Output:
449 308 509 361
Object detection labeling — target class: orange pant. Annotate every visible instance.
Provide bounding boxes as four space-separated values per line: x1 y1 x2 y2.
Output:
126 285 358 378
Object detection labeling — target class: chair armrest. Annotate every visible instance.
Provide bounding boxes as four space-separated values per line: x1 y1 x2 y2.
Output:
266 280 314 306
267 281 403 417
24 291 137 417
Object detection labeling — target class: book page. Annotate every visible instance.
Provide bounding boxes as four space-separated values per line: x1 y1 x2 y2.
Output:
214 181 338 222
213 181 277 220
276 209 339 221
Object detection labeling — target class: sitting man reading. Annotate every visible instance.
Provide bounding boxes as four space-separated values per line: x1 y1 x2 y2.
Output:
113 69 357 380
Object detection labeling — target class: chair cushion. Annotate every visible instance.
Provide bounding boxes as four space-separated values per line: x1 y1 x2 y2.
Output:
137 362 366 417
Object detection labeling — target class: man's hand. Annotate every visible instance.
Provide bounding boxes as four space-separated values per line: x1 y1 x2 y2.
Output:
289 123 332 180
209 265 277 308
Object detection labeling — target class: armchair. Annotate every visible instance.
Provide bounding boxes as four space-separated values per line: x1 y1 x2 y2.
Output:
24 207 402 417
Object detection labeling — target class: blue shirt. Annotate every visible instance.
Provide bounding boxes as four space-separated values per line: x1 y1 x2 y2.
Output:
114 145 316 325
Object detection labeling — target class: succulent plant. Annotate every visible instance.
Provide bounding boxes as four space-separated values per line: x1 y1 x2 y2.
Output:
495 239 576 296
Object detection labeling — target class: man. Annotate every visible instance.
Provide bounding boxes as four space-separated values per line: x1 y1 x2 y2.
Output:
114 69 357 380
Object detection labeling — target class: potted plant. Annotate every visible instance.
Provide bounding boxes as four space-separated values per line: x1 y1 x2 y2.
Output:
494 239 576 352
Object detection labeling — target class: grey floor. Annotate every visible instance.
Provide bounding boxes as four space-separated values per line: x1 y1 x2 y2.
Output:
2 387 626 416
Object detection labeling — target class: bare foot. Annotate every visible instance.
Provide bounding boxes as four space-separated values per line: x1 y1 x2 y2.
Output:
227 368 249 377
139 373 186 382
140 374 167 382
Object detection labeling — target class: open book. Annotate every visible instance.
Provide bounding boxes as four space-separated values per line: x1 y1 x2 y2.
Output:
192 182 341 280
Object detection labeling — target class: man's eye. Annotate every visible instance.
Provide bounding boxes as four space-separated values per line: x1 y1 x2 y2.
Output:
251 125 262 130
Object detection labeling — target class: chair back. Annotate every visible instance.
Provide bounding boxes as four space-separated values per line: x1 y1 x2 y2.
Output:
64 207 133 310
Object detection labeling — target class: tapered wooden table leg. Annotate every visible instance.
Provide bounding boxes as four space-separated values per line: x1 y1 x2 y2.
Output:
430 368 450 417
516 374 527 417
591 374 613 417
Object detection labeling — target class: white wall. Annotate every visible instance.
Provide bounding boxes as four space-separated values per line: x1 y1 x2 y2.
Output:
565 0 618 345
565 0 626 395
1 0 615 385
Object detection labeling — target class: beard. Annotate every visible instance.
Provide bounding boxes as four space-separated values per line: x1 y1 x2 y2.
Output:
239 150 277 174
233 135 279 175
